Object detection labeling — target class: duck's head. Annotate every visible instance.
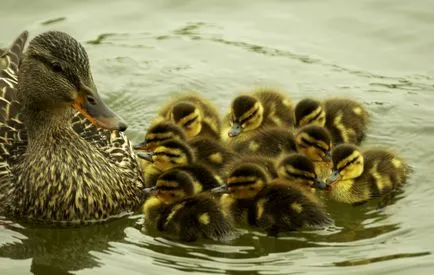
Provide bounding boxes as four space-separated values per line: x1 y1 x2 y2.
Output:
212 163 268 199
18 31 126 131
295 125 332 162
134 122 186 151
137 139 194 171
294 98 326 128
169 101 202 138
144 169 196 204
277 153 326 189
326 144 364 185
228 95 264 137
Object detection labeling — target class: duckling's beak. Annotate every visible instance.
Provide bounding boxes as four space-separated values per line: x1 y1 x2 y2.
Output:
133 140 147 150
211 184 229 193
323 150 332 161
313 177 328 190
326 170 341 186
137 152 154 162
143 186 157 195
72 82 127 131
228 123 242 137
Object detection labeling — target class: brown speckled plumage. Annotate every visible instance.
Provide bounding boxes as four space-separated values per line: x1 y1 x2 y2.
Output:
0 31 144 223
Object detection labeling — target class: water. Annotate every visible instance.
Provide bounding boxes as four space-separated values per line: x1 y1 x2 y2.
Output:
1 0 434 274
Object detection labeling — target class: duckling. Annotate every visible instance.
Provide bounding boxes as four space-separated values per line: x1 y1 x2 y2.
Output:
142 169 236 242
277 153 326 193
294 98 369 145
134 122 186 152
156 95 221 140
212 163 331 236
225 88 294 139
231 127 297 158
295 125 333 180
137 139 221 189
322 144 410 204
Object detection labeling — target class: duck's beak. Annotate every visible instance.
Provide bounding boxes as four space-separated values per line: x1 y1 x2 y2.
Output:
228 122 242 137
72 82 127 131
137 151 154 162
326 170 341 186
133 140 147 150
211 184 229 194
143 186 157 195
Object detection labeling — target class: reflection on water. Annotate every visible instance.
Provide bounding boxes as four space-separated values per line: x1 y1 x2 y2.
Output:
0 218 137 274
1 0 434 274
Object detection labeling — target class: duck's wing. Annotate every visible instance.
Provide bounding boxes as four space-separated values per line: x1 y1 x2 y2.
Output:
0 31 28 204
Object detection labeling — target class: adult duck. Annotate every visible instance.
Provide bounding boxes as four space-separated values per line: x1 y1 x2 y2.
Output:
0 31 144 223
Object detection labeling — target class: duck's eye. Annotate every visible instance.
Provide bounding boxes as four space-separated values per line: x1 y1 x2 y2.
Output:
86 95 97 105
170 193 176 197
51 63 64 73
249 187 255 191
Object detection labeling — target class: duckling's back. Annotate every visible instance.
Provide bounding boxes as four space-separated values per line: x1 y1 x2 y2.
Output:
189 137 239 175
324 99 369 145
361 148 409 196
231 127 297 158
255 181 332 234
254 89 294 128
158 194 236 242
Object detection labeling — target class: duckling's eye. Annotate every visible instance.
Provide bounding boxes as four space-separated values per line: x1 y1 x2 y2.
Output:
249 187 256 191
170 193 176 198
183 117 198 127
241 109 259 125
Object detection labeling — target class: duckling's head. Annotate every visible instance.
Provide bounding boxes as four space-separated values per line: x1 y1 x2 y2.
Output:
294 98 326 127
212 163 268 199
144 169 196 204
137 139 194 171
326 144 364 185
228 95 264 137
18 31 126 131
134 122 186 151
295 125 332 162
277 153 325 189
169 101 202 138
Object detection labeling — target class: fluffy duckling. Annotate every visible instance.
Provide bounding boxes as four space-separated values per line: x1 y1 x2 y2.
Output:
134 122 237 174
225 88 294 139
277 153 326 193
322 144 410 204
295 98 369 145
295 125 333 180
231 127 297 158
142 169 236 242
137 139 221 189
156 95 221 140
212 163 331 236
134 122 186 152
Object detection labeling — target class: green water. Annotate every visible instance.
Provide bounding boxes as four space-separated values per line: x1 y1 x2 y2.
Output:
1 0 434 274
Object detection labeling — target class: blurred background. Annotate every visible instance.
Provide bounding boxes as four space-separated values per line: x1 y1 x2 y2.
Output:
1 0 434 274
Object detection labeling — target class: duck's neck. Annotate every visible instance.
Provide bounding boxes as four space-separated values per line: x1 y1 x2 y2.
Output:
22 105 75 145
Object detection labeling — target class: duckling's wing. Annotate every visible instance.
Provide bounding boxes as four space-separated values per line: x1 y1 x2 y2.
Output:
0 31 28 203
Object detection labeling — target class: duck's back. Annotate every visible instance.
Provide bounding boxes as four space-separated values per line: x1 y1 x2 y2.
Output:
324 99 369 145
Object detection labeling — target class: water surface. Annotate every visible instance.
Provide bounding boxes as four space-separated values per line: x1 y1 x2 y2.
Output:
1 0 434 274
